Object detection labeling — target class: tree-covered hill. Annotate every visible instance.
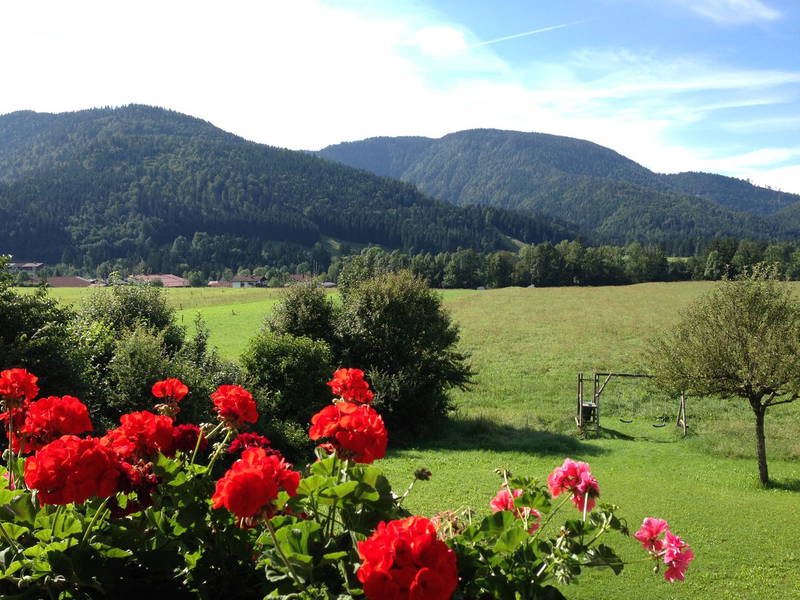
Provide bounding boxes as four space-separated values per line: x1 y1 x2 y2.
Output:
0 107 572 272
318 129 800 250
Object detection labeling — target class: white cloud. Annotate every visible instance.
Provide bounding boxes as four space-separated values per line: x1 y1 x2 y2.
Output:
0 0 797 192
672 0 781 25
411 26 468 57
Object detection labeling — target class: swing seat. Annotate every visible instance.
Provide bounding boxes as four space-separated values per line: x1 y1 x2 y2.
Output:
619 418 633 423
651 423 667 428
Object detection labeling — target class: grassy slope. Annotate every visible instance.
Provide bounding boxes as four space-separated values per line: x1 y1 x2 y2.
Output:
28 283 800 598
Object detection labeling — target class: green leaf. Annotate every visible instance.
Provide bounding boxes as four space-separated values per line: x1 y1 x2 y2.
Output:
322 481 359 499
2 522 30 541
296 475 331 496
478 510 517 536
585 544 624 575
493 524 529 553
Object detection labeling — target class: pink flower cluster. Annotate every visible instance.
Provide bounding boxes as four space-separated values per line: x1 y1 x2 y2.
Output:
490 488 541 533
634 517 695 582
547 458 600 512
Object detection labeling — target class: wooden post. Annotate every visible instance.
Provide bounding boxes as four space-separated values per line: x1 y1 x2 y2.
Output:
676 392 687 436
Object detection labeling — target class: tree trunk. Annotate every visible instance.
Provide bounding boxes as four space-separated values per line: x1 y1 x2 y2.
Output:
753 404 769 486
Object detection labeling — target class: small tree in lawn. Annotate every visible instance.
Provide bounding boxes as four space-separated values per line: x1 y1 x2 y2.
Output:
647 265 800 485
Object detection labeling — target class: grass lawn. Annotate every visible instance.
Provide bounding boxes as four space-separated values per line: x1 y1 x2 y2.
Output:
21 281 800 598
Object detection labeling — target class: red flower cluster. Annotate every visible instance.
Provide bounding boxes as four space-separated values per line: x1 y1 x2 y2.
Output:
13 395 93 453
172 423 207 454
211 385 258 428
152 378 189 402
327 368 374 404
309 401 387 464
490 488 541 533
102 411 176 460
227 432 272 455
24 435 121 505
547 458 601 512
0 368 39 407
211 447 300 521
112 461 161 518
357 515 458 600
152 378 189 416
634 518 695 582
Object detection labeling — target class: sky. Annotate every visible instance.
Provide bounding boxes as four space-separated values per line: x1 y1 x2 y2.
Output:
1 0 799 192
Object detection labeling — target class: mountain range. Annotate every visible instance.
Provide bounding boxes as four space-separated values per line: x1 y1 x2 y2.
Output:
0 106 567 272
319 130 800 252
1 105 798 275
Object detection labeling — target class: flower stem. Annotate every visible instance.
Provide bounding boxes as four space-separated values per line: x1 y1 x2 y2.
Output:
80 496 110 547
266 518 302 585
531 494 572 542
0 520 22 557
204 430 232 475
190 422 224 465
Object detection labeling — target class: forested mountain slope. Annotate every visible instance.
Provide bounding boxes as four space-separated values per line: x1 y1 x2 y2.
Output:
319 129 800 250
0 107 571 271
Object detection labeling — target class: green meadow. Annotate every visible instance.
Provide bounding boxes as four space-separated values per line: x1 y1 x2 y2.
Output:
30 282 800 598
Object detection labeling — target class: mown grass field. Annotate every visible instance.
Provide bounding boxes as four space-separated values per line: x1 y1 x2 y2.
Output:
31 282 800 598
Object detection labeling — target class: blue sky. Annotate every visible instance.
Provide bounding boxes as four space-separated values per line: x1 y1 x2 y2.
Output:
1 0 799 192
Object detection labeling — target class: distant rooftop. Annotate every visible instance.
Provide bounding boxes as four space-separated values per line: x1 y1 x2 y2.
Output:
130 274 190 287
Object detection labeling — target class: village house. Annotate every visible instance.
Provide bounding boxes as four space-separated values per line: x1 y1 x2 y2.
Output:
231 274 266 288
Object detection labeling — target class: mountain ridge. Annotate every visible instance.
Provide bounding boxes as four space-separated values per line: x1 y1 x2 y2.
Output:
0 106 572 273
318 129 800 249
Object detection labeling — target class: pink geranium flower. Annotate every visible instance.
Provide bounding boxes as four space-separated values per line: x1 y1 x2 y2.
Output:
635 518 695 582
634 517 669 552
547 458 601 512
490 488 541 533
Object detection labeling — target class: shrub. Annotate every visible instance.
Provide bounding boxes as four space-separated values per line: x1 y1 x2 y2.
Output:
0 257 86 398
78 283 184 352
337 270 473 437
241 331 333 458
267 283 338 347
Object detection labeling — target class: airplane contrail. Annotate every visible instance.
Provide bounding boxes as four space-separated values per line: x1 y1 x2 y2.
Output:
475 21 582 46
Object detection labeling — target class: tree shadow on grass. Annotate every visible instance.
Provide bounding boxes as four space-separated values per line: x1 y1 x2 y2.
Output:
414 416 606 456
767 478 800 492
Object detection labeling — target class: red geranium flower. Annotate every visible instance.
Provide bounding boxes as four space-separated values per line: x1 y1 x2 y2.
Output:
211 385 258 428
0 368 39 407
357 515 458 600
151 378 189 402
102 411 176 460
13 395 93 453
211 447 300 521
327 368 374 404
24 435 122 505
309 401 387 464
547 458 601 512
172 423 207 454
227 432 272 455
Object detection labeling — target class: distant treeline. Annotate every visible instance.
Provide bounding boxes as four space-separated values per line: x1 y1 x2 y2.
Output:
330 237 800 289
26 237 798 290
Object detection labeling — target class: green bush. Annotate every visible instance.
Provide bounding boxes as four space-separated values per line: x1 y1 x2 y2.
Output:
337 270 474 437
78 283 184 352
0 258 87 398
241 331 333 457
267 283 338 347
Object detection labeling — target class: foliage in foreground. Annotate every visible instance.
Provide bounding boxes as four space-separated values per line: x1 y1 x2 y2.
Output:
0 367 693 599
647 265 800 485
